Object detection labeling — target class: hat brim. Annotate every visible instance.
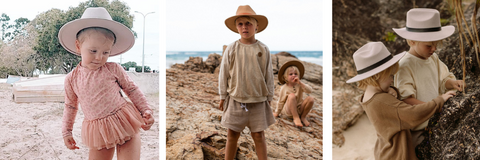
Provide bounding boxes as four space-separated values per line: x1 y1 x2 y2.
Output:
346 52 406 83
58 18 135 57
225 15 268 33
278 60 305 84
393 26 455 42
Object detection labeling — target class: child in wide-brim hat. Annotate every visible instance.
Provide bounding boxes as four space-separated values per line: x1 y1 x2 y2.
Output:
347 42 455 160
59 7 154 160
218 5 275 160
273 60 315 127
392 8 464 146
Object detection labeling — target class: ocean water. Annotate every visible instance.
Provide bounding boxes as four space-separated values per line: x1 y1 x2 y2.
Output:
166 51 323 69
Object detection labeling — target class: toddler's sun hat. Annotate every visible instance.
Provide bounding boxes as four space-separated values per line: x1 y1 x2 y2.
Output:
393 8 455 42
58 7 135 57
346 42 406 83
278 60 305 84
225 5 268 33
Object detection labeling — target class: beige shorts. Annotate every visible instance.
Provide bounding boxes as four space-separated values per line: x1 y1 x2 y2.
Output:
221 96 275 133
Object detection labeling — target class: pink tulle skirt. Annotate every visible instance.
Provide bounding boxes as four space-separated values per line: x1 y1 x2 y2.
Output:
81 102 144 150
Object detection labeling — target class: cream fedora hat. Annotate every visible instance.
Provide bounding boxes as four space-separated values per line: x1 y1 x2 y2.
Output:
58 7 135 57
393 8 455 42
346 42 406 83
225 5 268 33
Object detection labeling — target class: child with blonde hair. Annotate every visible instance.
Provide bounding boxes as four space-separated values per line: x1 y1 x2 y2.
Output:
218 5 275 160
393 8 464 146
273 60 315 127
59 7 154 159
347 42 455 159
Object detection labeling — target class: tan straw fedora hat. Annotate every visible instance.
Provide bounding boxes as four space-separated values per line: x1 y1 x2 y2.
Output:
346 42 406 83
58 7 135 57
225 5 268 33
278 60 305 84
393 8 455 42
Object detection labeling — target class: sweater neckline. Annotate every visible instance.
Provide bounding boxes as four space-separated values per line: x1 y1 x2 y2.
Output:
78 62 103 72
237 39 259 46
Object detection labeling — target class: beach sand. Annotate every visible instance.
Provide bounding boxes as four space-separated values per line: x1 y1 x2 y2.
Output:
333 113 376 160
0 83 159 159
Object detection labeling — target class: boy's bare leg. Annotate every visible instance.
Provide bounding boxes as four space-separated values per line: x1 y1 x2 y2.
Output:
225 129 241 160
251 131 267 160
89 146 115 160
300 96 314 126
286 93 302 127
117 133 141 160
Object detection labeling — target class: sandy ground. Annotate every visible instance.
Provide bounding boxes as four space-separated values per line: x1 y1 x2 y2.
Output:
333 113 376 160
0 83 159 159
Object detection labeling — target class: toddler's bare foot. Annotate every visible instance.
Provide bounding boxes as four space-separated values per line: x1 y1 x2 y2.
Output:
301 118 310 127
294 118 303 127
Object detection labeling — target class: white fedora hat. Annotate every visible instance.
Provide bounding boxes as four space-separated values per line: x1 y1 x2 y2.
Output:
225 5 268 33
58 7 135 57
393 8 455 42
346 42 406 83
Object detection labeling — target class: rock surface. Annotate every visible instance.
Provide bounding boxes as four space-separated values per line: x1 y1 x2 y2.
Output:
332 0 447 146
416 2 480 159
166 53 322 159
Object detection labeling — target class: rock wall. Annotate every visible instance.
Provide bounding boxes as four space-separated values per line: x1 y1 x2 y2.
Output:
166 53 322 159
416 3 480 159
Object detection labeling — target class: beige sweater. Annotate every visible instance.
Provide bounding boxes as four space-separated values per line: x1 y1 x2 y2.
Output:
275 83 313 115
360 89 444 160
394 52 455 130
218 40 274 103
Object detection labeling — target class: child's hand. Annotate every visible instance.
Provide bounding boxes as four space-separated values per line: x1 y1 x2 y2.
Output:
441 91 456 102
141 110 154 130
447 79 465 91
293 77 300 83
219 99 225 111
387 87 397 98
63 136 79 150
273 112 278 117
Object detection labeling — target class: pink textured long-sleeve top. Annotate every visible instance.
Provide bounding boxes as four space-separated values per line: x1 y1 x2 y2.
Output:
62 62 151 137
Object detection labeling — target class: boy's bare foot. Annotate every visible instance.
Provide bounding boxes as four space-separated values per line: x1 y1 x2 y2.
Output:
294 118 303 127
301 118 310 127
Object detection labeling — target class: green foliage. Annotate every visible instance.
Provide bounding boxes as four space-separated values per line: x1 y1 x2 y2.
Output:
440 18 450 26
32 0 135 74
121 61 150 72
121 61 137 70
0 13 11 41
383 32 397 42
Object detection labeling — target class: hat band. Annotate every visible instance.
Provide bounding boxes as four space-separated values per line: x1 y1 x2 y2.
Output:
357 55 393 74
406 27 441 32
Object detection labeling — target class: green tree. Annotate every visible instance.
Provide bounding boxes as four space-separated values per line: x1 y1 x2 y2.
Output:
121 61 150 72
0 23 37 77
33 0 135 74
11 18 30 39
0 13 12 41
121 61 137 70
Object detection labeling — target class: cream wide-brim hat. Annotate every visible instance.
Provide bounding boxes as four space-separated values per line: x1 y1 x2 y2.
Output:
58 7 135 57
225 5 268 33
346 42 406 83
278 60 305 84
393 8 455 42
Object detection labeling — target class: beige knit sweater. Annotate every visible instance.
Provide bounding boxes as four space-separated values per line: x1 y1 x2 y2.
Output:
218 40 274 103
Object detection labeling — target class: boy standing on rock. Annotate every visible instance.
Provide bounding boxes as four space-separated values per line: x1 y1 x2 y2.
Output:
218 5 275 160
393 8 465 147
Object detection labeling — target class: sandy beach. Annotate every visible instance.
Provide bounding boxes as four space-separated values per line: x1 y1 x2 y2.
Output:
0 83 159 159
332 113 376 160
